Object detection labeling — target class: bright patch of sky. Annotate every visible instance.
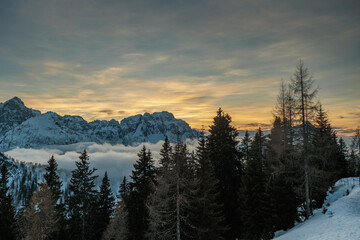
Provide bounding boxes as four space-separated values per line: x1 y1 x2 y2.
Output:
0 0 359 134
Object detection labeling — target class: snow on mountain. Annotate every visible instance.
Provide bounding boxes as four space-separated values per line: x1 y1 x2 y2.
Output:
0 96 40 134
119 111 198 145
0 97 198 151
274 177 360 240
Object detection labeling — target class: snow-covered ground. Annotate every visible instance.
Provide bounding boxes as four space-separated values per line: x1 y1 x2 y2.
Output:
274 177 360 240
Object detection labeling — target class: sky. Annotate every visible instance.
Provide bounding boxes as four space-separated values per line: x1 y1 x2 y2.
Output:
0 0 359 135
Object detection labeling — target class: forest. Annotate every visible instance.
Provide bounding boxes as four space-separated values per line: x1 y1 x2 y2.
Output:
1 61 359 240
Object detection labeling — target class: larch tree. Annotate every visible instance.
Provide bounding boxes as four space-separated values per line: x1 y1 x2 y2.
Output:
23 183 58 240
291 60 318 218
102 200 128 240
148 141 193 240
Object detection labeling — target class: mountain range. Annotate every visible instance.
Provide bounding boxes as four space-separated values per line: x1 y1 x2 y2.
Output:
0 97 198 152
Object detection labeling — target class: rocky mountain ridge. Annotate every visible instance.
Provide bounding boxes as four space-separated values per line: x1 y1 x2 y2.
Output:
0 97 198 151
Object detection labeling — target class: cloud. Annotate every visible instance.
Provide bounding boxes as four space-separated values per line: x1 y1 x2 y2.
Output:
98 109 116 115
4 141 198 186
0 0 359 134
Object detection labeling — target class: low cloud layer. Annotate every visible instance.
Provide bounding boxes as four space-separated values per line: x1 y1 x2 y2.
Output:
5 140 198 187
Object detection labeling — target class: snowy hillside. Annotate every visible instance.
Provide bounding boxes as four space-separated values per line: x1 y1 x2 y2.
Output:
0 97 198 151
274 177 360 240
0 152 72 207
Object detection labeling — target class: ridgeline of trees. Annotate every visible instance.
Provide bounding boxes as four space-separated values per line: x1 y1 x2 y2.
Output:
0 61 359 240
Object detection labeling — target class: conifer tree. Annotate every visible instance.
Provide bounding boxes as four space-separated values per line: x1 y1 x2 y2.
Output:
352 128 360 153
44 155 65 240
127 146 157 240
160 136 173 170
148 143 176 239
148 141 192 240
291 60 318 218
207 108 242 239
44 155 62 201
188 134 227 240
102 201 128 240
348 149 357 177
95 172 115 240
0 164 17 240
335 138 348 179
119 176 129 200
267 119 299 231
112 176 130 240
310 105 339 208
351 128 360 183
240 130 251 162
67 150 98 240
241 129 272 240
23 183 58 240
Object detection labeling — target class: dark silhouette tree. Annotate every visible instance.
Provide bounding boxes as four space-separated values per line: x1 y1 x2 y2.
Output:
188 133 228 239
291 60 318 218
207 108 243 239
127 146 157 240
67 150 98 240
241 129 272 240
0 164 17 240
95 172 115 240
44 155 65 240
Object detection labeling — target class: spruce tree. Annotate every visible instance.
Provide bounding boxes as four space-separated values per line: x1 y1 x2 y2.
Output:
160 136 173 170
207 108 242 239
240 130 251 162
127 146 157 240
116 176 130 239
0 164 17 240
291 60 318 218
44 155 65 240
44 155 62 201
188 134 228 240
310 105 339 208
241 129 272 240
335 138 348 179
68 150 98 240
95 172 115 240
267 119 299 231
348 149 357 177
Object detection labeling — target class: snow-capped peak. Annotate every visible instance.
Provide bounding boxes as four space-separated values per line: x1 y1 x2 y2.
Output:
0 97 198 151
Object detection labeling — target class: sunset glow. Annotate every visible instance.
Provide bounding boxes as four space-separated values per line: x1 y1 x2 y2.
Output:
0 1 359 134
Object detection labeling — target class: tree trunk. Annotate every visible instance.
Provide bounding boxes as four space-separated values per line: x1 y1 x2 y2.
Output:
300 70 311 219
82 207 85 240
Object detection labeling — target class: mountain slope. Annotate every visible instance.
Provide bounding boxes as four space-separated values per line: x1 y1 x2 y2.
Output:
0 152 72 207
0 97 198 151
0 97 40 134
274 177 360 240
